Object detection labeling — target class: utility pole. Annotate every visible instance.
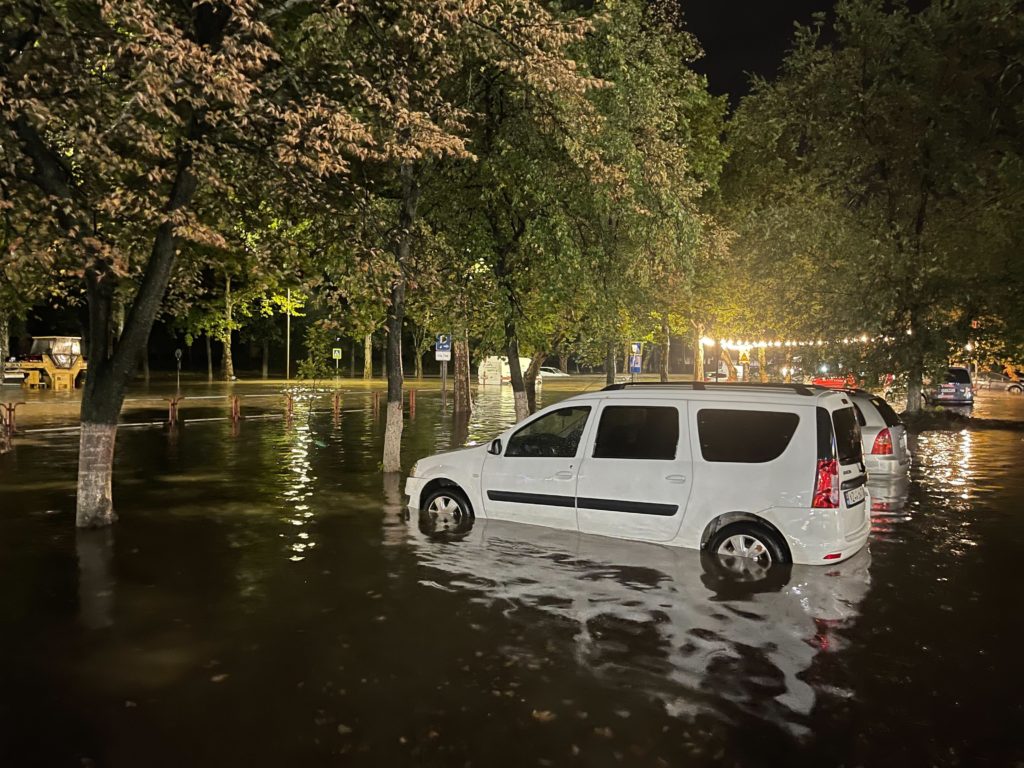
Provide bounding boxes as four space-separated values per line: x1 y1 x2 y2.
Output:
285 287 291 381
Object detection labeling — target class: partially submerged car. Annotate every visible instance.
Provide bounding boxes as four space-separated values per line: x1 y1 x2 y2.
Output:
925 366 974 406
407 382 870 566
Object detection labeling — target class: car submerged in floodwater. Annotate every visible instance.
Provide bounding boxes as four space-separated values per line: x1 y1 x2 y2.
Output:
406 382 870 566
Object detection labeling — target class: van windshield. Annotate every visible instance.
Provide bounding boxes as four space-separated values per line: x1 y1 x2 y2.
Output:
832 407 863 464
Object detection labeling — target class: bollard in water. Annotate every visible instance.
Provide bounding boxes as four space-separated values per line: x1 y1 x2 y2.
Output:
372 390 380 416
284 393 294 422
332 391 342 420
230 395 241 423
165 396 184 427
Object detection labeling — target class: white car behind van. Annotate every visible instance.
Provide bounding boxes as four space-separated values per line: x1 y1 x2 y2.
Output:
406 383 870 566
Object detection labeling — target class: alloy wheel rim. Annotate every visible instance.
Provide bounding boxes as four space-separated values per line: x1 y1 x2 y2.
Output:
717 534 772 565
428 495 462 526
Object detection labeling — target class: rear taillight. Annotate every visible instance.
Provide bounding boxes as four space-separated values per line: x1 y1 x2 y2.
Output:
871 428 894 455
812 458 839 508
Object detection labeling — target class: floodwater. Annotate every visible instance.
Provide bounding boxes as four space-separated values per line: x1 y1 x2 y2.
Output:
1 381 1023 767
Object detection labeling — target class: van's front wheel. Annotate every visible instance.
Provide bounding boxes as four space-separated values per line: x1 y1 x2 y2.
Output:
421 487 473 533
708 522 788 569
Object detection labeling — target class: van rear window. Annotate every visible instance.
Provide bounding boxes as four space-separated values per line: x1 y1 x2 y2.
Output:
869 396 903 428
832 407 863 464
945 368 972 384
696 409 799 463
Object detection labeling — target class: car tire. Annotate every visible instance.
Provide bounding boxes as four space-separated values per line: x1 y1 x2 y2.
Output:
707 521 790 568
1009 385 1022 395
420 486 473 534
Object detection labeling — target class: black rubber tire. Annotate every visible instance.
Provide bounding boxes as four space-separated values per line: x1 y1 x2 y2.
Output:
419 486 474 537
706 521 790 566
1009 385 1022 395
701 521 791 595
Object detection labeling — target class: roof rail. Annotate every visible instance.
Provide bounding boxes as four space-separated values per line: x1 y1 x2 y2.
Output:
601 381 820 396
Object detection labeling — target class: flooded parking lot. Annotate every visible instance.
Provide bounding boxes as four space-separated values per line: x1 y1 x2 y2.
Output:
1 382 1023 766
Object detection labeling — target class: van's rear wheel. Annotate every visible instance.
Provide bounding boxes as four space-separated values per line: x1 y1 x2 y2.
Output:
708 522 788 572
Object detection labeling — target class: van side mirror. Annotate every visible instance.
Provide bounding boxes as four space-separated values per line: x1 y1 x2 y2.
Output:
488 438 502 455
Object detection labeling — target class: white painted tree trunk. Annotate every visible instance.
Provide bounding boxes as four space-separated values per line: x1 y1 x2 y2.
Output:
76 423 118 527
513 390 529 422
382 400 403 472
363 333 373 379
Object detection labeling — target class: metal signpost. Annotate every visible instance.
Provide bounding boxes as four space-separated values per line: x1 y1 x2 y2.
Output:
174 348 182 393
435 333 452 398
332 346 343 377
629 341 643 381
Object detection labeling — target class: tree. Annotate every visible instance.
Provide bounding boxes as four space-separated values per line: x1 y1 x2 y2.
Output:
1 0 373 526
725 0 1024 409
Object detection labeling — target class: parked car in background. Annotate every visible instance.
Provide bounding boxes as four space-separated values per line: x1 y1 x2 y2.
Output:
407 382 870 566
975 370 1023 394
847 390 910 478
539 366 570 378
925 366 974 406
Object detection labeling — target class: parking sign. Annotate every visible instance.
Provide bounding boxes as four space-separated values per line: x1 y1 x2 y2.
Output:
435 333 452 362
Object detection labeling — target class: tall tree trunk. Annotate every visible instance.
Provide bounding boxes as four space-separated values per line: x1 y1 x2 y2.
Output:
693 324 705 382
524 352 545 414
140 338 150 384
414 349 423 380
205 334 213 382
349 339 356 378
363 333 372 379
382 161 419 473
0 314 9 366
659 313 671 383
558 349 568 374
785 350 793 383
605 342 617 386
506 322 529 422
77 148 197 527
721 349 737 381
261 339 269 379
906 348 925 412
453 333 471 415
757 346 768 383
221 275 234 381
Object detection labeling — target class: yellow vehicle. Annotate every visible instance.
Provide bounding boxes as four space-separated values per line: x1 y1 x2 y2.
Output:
5 336 87 391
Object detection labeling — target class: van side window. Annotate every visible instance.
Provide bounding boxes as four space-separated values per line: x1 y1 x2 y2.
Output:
696 409 800 463
505 406 591 458
593 406 679 460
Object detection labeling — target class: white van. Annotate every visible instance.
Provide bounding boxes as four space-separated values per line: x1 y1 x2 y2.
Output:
477 355 534 385
405 383 870 566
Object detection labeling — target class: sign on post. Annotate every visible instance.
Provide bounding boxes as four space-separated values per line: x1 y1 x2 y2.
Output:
629 341 642 375
435 333 452 362
332 348 343 360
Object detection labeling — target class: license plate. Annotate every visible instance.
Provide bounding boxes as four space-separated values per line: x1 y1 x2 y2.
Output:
845 486 866 506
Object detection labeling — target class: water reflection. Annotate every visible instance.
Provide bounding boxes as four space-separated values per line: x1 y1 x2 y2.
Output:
278 396 319 562
405 517 870 737
77 527 115 629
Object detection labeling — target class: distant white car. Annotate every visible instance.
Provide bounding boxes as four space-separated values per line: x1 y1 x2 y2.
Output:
539 366 570 377
846 390 911 478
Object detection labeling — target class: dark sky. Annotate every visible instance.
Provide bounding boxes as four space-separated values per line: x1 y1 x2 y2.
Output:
678 0 836 101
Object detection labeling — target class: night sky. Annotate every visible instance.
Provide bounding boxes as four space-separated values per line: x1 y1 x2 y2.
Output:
679 0 836 101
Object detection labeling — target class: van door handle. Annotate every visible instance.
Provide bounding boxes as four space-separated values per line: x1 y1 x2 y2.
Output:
665 474 688 484
554 471 574 480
